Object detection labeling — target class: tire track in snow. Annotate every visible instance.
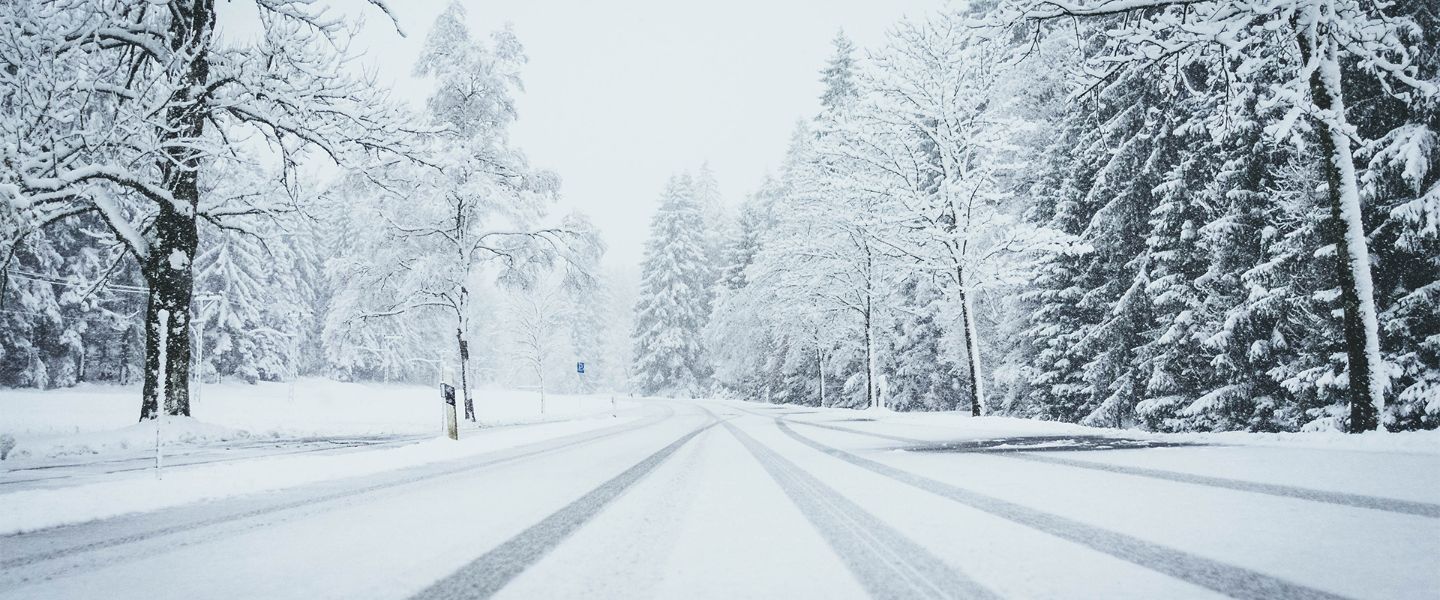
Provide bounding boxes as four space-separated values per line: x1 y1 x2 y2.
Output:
775 419 1349 600
1003 452 1440 519
722 419 997 600
411 418 719 600
0 408 672 577
789 418 1440 519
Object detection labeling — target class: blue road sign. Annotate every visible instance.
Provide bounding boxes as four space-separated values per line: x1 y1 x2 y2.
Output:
577 362 586 374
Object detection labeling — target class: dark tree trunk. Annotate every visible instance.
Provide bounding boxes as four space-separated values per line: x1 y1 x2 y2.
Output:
457 331 476 422
139 0 213 421
1296 27 1384 432
958 283 983 417
118 321 134 385
140 235 196 419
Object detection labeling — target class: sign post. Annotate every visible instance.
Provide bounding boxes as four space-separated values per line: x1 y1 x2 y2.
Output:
576 361 586 399
441 383 458 441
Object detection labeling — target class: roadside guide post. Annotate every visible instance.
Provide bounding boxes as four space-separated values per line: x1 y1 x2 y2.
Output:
577 361 586 412
442 382 459 441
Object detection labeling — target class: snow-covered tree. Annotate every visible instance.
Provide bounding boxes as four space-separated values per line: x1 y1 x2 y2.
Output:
824 14 1077 416
0 0 418 419
991 0 1439 431
328 4 599 421
632 175 710 396
504 278 570 411
820 30 859 113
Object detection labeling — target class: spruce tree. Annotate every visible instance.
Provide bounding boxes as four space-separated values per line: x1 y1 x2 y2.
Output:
632 176 711 396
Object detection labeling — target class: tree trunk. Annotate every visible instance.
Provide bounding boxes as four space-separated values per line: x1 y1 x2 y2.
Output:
119 321 134 385
140 0 213 421
957 281 985 417
1297 27 1385 432
817 345 827 408
140 211 197 420
864 302 879 410
457 331 475 422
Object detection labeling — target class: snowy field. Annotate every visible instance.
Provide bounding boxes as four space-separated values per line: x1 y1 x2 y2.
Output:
0 378 624 461
0 379 632 535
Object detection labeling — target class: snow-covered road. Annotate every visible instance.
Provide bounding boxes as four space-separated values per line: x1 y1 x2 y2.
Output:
2 399 1437 599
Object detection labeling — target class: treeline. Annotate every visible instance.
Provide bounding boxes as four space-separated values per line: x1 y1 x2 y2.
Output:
636 3 1438 432
0 2 612 418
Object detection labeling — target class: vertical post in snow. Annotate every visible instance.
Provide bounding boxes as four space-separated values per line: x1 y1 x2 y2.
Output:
442 382 459 441
817 345 826 408
439 364 451 436
192 310 202 415
611 395 616 418
154 308 169 480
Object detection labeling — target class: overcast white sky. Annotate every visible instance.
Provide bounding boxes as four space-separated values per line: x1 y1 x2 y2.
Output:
301 0 946 269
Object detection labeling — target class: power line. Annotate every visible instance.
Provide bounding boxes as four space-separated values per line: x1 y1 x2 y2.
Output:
4 269 149 295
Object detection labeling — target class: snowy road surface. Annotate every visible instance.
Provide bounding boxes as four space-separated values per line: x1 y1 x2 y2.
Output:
2 399 1437 599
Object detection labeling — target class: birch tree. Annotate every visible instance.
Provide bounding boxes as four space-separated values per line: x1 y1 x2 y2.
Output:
504 279 570 411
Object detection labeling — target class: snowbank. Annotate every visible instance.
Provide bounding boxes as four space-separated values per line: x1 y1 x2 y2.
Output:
0 378 626 462
0 415 636 535
782 405 1440 455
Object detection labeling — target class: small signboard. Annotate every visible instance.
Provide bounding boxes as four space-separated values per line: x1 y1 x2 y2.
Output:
441 383 456 406
576 362 586 374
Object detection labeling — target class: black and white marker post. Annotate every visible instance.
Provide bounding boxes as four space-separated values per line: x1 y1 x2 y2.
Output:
441 382 459 441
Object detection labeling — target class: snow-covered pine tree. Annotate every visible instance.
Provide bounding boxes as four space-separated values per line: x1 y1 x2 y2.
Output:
693 163 731 295
1132 114 1223 431
705 177 781 398
1073 95 1179 428
1014 69 1160 422
991 0 1438 432
887 275 965 411
1355 0 1440 430
632 176 710 396
820 31 859 114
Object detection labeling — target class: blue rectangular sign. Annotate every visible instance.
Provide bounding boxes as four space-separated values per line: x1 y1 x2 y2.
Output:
576 362 586 374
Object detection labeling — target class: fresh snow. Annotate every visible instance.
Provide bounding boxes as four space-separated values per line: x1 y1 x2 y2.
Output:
0 381 634 534
0 378 624 461
2 396 1436 599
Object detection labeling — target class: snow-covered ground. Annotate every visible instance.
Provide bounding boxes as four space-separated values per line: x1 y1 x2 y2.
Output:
828 406 1440 454
0 378 632 533
0 378 625 461
3 394 1437 599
